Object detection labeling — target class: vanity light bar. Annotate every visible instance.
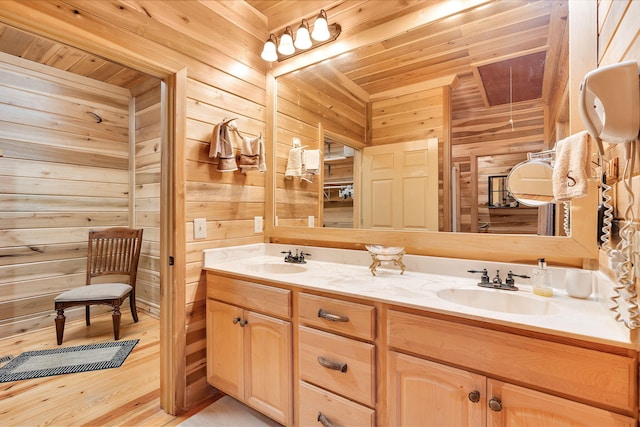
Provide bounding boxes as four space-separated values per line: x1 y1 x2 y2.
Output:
261 9 341 62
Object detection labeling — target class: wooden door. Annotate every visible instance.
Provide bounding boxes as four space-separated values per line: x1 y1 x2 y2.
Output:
387 351 485 426
486 380 635 427
206 300 244 399
244 310 292 426
362 138 438 230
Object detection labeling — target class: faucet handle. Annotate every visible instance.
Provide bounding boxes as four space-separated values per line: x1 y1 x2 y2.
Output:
505 271 530 285
468 269 490 284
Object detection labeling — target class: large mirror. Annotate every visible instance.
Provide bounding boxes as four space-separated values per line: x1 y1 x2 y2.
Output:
273 0 570 236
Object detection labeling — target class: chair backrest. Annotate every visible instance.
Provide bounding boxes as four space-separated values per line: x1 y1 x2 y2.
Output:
86 227 144 287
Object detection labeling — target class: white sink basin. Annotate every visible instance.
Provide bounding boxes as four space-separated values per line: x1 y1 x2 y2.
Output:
436 288 558 315
245 262 307 274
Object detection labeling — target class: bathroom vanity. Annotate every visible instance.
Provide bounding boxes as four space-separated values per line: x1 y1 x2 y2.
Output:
204 244 638 426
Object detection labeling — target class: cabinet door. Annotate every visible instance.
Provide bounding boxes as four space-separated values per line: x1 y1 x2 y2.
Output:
244 310 292 426
487 380 636 427
206 300 244 399
388 351 485 426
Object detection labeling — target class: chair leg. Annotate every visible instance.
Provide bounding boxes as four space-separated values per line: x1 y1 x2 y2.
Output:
85 305 91 326
55 308 66 345
112 305 121 340
130 292 139 323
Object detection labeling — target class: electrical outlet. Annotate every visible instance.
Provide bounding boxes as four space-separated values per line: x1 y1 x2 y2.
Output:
308 216 315 227
254 216 263 233
194 218 207 239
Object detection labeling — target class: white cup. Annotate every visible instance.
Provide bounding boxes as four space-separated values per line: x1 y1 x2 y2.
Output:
564 269 592 299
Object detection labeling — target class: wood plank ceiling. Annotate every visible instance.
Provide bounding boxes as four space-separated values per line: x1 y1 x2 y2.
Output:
0 22 156 94
0 1 567 116
248 0 568 116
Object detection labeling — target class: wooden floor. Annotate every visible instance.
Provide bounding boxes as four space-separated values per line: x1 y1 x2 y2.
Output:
0 312 218 427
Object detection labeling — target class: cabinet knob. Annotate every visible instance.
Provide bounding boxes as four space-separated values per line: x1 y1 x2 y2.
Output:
317 411 337 427
232 317 247 327
468 390 481 403
318 308 349 323
317 355 348 373
488 397 503 412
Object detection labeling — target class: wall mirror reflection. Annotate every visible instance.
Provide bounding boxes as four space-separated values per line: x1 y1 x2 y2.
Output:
273 0 569 236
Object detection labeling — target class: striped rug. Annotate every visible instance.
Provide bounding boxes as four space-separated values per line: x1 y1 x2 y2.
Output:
0 339 138 382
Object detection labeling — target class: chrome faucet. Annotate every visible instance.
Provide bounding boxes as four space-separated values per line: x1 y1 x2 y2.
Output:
468 269 529 291
281 249 310 264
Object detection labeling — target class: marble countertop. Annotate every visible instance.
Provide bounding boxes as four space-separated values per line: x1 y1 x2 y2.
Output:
203 244 637 349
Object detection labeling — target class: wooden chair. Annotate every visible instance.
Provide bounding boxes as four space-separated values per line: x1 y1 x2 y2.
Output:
54 227 143 345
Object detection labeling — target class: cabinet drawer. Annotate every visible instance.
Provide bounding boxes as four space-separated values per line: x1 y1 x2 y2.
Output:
299 381 375 427
387 309 636 413
299 326 375 407
206 272 291 319
298 292 375 341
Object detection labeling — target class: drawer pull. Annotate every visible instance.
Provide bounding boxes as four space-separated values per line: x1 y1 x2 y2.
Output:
232 317 241 324
488 397 503 412
317 411 340 427
317 356 348 373
468 390 480 403
318 308 349 322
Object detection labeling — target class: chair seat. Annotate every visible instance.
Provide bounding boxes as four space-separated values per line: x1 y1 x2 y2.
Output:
55 283 132 303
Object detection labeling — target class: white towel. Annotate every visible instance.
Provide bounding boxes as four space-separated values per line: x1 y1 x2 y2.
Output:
552 131 590 201
303 149 320 174
285 147 303 178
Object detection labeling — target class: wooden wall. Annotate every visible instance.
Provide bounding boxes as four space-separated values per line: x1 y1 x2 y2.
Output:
0 52 131 337
452 100 546 233
133 80 163 317
276 63 367 227
596 0 640 231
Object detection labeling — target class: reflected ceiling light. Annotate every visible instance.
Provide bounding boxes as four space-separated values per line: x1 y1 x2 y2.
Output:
278 26 295 55
260 9 341 62
260 34 278 62
311 9 330 41
294 19 312 50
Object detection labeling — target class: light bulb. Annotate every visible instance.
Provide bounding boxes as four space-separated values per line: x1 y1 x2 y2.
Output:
312 9 330 41
260 35 277 62
278 27 295 55
294 20 312 50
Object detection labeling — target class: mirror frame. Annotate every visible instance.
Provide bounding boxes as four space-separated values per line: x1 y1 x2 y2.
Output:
265 1 599 268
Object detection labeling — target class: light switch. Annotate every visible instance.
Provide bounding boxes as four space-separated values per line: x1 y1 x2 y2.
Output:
308 216 315 227
194 218 207 239
254 216 263 233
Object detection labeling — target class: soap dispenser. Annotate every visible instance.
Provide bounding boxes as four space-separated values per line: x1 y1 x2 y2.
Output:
532 258 553 297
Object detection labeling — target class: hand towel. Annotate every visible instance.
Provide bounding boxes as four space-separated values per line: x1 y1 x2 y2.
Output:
285 147 303 178
238 134 266 172
303 149 320 174
552 131 590 201
209 117 237 172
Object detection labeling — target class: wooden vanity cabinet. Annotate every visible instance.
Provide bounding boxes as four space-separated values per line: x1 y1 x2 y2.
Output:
206 273 293 426
386 309 637 426
297 292 376 427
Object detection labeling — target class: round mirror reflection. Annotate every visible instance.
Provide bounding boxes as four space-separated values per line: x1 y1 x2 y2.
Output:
507 160 555 207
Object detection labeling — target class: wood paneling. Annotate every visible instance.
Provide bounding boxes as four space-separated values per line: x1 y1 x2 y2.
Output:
134 80 162 317
0 52 131 338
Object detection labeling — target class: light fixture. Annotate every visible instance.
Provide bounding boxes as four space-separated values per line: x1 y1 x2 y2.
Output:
260 9 341 62
278 26 295 55
294 19 312 50
311 9 330 41
260 34 278 62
